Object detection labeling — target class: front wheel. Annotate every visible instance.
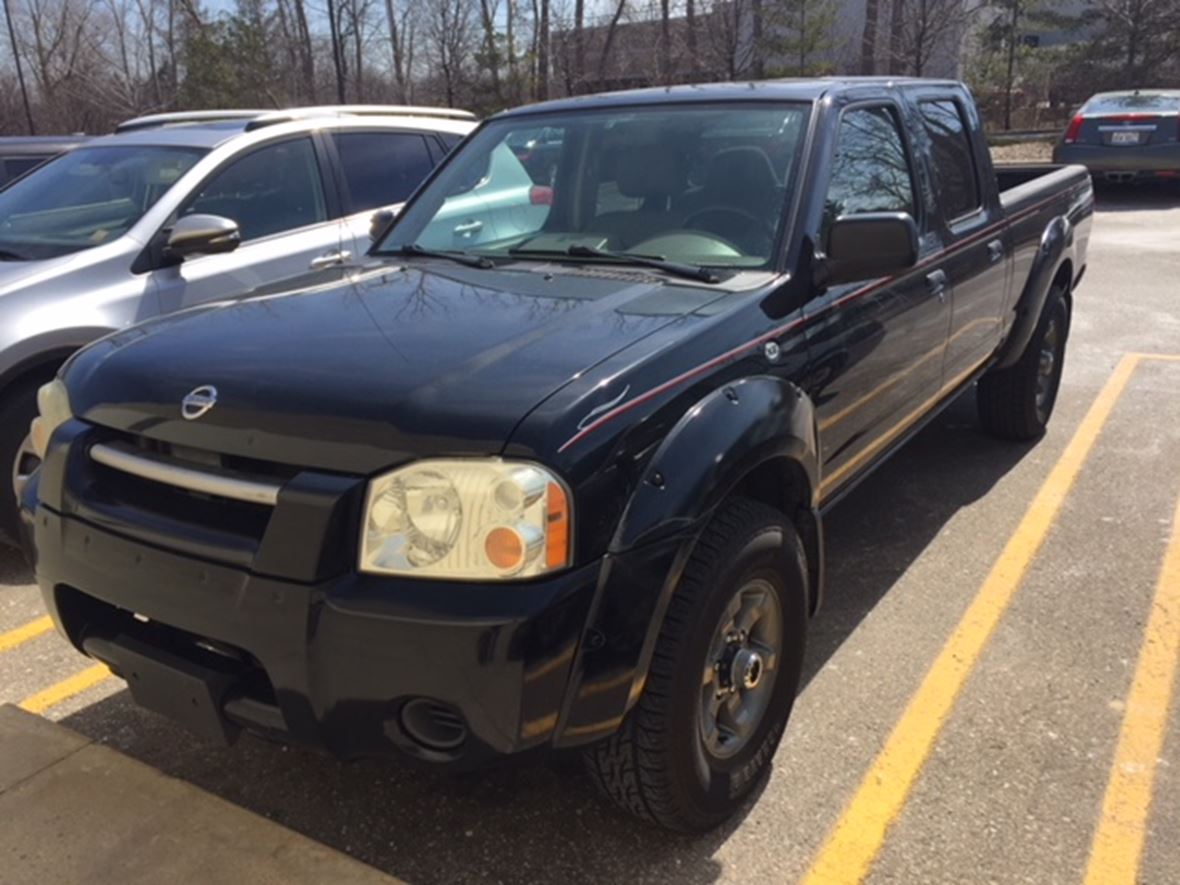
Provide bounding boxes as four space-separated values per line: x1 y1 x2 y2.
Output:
584 498 808 831
978 287 1069 441
0 379 43 547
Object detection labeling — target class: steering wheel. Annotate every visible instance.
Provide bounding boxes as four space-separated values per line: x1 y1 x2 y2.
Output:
681 206 775 255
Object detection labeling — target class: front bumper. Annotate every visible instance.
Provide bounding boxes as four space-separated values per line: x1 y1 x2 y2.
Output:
21 421 617 766
30 502 602 764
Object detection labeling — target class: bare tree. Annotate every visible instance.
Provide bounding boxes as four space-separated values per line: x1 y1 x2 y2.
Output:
423 0 475 105
1090 0 1180 83
861 0 879 73
3 0 36 131
890 0 969 76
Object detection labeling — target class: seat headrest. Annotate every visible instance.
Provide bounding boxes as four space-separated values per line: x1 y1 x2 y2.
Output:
614 145 681 200
702 147 779 201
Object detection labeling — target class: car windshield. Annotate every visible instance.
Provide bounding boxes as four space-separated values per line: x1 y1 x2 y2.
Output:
0 145 205 260
379 103 810 271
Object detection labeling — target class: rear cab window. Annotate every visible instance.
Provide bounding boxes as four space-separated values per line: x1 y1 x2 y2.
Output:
917 99 981 223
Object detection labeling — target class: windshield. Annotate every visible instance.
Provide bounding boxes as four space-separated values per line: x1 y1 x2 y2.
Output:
0 145 205 260
379 103 810 271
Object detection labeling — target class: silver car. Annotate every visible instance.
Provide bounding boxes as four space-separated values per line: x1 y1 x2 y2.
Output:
0 106 476 544
1053 89 1180 183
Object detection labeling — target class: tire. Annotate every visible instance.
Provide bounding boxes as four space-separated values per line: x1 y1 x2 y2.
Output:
977 287 1069 442
584 497 808 832
0 377 47 548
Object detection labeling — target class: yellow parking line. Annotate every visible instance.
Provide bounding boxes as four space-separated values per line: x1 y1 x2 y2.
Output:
802 353 1140 885
18 664 112 715
0 615 53 653
1082 491 1180 885
1132 353 1180 362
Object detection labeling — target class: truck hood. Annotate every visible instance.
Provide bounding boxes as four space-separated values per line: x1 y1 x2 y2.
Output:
65 262 723 473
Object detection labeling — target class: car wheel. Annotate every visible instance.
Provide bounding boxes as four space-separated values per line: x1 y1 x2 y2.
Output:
0 378 45 548
977 287 1069 442
584 497 808 832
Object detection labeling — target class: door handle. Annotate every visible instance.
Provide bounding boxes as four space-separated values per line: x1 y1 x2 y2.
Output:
926 269 948 301
309 250 350 270
987 239 1004 263
453 220 483 235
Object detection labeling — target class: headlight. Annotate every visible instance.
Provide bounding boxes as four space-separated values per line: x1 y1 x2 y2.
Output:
29 379 72 459
359 459 572 580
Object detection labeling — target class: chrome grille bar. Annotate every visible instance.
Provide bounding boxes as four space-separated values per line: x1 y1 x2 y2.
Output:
90 442 281 506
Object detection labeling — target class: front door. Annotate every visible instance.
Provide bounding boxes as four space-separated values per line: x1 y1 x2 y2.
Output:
153 136 347 312
805 102 952 501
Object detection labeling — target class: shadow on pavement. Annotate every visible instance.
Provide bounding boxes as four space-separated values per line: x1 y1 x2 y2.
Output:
0 545 32 587
53 393 1031 884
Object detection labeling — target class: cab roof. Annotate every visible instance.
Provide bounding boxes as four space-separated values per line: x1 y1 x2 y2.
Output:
495 77 964 118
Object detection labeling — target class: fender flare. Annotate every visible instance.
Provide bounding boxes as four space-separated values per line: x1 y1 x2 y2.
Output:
610 375 819 552
993 216 1072 370
553 377 821 746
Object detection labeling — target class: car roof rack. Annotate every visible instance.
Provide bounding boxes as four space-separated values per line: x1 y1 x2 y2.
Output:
115 105 476 135
243 105 477 131
115 110 271 133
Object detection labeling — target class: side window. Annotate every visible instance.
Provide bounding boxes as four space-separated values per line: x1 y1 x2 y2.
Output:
331 131 435 213
823 106 916 240
437 133 463 153
4 156 47 182
183 137 327 241
918 100 980 220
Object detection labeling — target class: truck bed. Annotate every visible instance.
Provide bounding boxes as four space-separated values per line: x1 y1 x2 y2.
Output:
996 163 1091 214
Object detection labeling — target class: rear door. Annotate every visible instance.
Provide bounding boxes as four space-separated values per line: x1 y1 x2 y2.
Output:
152 134 348 311
913 91 1010 382
328 128 438 257
806 100 952 499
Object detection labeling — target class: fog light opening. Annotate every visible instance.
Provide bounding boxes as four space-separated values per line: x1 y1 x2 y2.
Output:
399 698 468 751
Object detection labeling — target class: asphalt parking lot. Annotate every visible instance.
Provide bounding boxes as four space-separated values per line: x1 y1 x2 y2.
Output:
2 184 1178 885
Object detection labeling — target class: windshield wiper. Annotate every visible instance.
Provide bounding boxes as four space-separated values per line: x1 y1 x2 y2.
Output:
386 243 494 269
0 248 29 261
510 243 719 283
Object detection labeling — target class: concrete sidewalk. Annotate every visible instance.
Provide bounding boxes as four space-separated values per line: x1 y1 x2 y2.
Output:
0 705 399 885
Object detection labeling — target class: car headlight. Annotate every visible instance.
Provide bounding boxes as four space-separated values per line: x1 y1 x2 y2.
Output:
359 459 572 580
29 379 72 459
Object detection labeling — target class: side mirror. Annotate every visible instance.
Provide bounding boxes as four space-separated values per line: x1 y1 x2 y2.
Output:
822 212 918 286
165 214 241 259
369 207 398 244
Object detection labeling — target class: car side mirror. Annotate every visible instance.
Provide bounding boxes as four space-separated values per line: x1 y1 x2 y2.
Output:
165 214 241 259
369 207 398 244
822 212 918 286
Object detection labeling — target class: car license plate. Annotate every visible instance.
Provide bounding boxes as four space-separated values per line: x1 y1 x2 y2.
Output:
1111 131 1141 145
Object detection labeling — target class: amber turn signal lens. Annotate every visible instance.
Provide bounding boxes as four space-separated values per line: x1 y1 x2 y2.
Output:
485 526 525 570
546 482 570 569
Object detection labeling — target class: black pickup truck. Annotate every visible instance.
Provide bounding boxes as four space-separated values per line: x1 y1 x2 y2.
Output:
22 78 1092 832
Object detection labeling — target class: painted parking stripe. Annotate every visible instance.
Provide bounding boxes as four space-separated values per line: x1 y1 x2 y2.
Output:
0 615 53 654
1082 489 1180 885
18 664 111 715
802 353 1140 885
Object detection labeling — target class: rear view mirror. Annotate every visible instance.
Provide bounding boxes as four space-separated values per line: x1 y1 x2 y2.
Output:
823 212 918 285
369 207 397 244
166 214 240 259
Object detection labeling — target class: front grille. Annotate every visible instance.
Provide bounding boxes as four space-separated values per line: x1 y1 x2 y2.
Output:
76 432 299 565
64 426 365 579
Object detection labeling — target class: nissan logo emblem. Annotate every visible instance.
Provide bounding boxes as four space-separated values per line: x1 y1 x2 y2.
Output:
181 385 218 420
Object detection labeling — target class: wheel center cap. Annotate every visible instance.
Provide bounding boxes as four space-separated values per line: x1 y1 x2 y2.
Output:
731 647 764 691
